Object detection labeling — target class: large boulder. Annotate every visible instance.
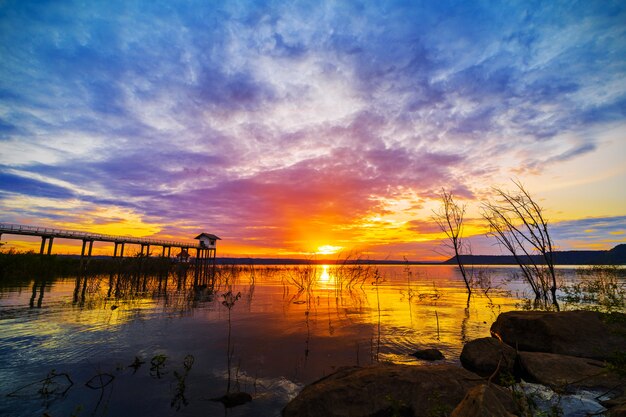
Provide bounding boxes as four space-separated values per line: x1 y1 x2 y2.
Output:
490 310 626 360
450 384 517 417
282 364 517 417
518 351 625 392
460 338 517 380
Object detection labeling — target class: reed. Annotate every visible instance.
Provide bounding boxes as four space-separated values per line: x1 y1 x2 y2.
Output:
562 265 625 312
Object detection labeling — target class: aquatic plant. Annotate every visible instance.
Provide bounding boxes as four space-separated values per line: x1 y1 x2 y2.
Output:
222 289 242 394
561 265 625 312
7 369 74 406
372 268 384 362
333 252 373 291
399 259 416 325
150 354 168 379
286 264 316 294
85 373 114 390
85 371 115 414
171 355 195 410
128 356 145 374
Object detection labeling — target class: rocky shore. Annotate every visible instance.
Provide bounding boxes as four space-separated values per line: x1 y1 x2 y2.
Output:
282 310 626 417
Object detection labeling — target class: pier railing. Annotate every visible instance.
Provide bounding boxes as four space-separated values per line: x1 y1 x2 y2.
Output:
0 223 196 248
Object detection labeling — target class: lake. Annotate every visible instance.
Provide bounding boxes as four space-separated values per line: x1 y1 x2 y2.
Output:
0 263 620 416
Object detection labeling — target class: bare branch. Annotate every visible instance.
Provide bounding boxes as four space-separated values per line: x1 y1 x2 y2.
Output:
482 181 559 310
432 189 471 296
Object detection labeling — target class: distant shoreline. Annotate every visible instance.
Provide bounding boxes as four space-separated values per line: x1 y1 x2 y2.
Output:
44 243 625 266
442 243 625 266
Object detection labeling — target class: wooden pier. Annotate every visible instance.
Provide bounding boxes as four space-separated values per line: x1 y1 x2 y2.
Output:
0 223 219 263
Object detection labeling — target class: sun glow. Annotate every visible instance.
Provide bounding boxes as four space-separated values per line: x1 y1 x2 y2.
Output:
319 265 331 283
316 245 343 255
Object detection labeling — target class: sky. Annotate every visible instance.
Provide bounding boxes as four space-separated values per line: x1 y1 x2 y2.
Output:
1 0 625 260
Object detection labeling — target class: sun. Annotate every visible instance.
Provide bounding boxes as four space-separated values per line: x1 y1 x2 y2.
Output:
316 245 343 255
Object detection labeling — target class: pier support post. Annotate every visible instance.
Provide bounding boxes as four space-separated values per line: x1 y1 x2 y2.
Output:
46 237 54 255
212 248 217 278
79 239 87 272
38 237 54 255
120 243 125 257
194 247 201 285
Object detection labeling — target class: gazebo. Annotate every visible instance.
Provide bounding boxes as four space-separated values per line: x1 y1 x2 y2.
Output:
193 233 221 284
194 233 221 249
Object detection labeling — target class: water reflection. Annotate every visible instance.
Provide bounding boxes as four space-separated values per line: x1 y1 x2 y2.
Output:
1 264 601 417
319 265 330 284
29 277 47 308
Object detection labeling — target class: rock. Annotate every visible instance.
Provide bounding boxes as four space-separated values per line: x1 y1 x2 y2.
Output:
519 381 609 417
411 348 445 361
490 310 626 360
603 393 626 414
518 351 625 392
282 364 517 417
460 338 517 380
212 391 252 408
450 384 517 417
609 401 626 417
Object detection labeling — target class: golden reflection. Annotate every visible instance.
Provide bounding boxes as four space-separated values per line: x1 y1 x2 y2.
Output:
319 265 330 284
266 264 523 364
3 265 525 365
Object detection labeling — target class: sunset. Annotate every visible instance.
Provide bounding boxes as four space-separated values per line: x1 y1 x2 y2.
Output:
1 1 624 260
1 2 625 416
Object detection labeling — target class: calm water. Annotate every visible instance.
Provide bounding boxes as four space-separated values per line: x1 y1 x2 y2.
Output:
0 264 612 416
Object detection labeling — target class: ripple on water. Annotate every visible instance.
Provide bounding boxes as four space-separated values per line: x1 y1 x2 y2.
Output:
0 266 603 417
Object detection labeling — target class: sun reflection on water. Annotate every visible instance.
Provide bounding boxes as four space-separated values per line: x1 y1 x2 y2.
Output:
0 264 598 417
318 265 330 284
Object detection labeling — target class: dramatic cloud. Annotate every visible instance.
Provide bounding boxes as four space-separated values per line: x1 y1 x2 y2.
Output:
1 0 624 257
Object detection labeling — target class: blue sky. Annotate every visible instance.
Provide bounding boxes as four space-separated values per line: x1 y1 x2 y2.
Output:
1 0 625 258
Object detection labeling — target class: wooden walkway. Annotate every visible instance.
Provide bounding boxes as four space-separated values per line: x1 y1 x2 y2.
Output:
0 223 202 258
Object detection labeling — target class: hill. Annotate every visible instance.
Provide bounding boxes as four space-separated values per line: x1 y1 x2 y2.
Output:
443 244 626 265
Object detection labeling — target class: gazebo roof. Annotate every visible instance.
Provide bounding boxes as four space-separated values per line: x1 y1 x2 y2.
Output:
194 233 221 240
